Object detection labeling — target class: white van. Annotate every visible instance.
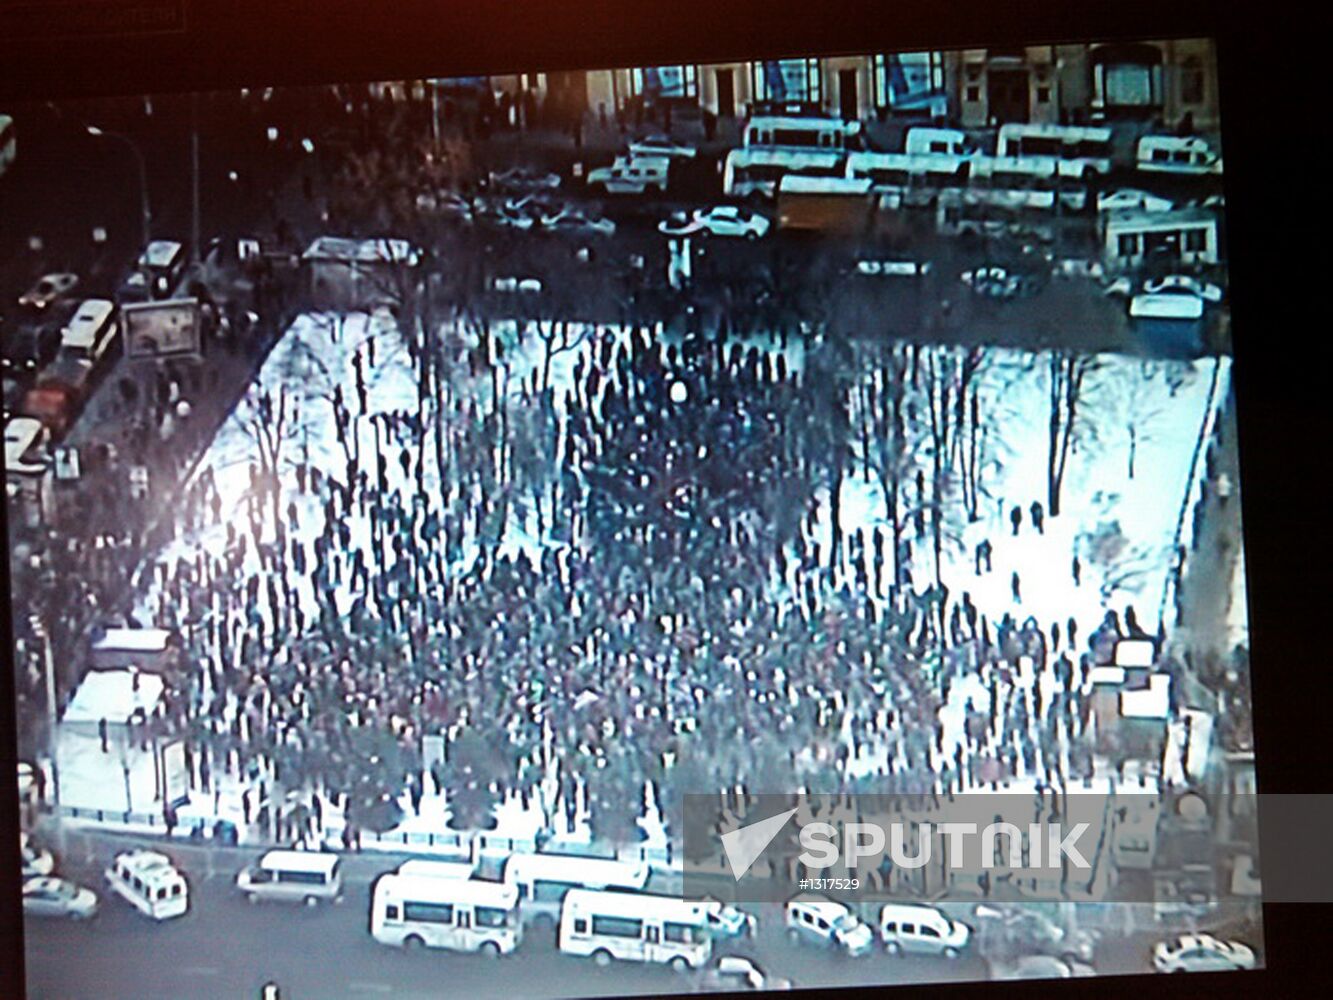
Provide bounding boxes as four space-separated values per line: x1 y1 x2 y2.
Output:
236 850 342 906
1136 135 1222 176
586 155 670 194
878 903 970 957
371 874 521 955
502 853 649 926
60 299 118 365
784 896 875 956
559 889 712 970
104 849 188 920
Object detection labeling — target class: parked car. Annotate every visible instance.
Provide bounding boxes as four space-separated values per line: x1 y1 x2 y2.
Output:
879 903 970 958
1129 285 1205 320
1142 273 1224 303
960 265 1042 300
702 900 757 939
20 832 54 878
855 259 931 277
990 955 1096 980
491 166 562 191
628 134 697 160
587 155 670 195
970 903 1097 963
494 193 562 230
542 209 616 237
492 277 544 294
699 955 792 991
785 896 875 957
416 190 474 223
667 206 770 240
22 877 99 920
1096 188 1175 214
18 273 79 311
1152 934 1256 973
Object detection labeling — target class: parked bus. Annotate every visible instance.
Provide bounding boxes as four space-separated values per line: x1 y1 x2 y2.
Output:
558 889 712 970
722 147 845 200
371 874 521 955
104 849 188 921
970 155 1088 212
844 151 970 207
995 123 1113 179
501 853 649 927
59 299 119 368
903 127 974 158
0 115 14 179
776 175 874 233
1135 135 1223 176
742 115 860 151
1101 207 1220 272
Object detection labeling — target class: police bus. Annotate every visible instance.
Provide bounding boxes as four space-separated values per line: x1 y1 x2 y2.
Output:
370 873 521 955
558 889 712 970
501 853 649 927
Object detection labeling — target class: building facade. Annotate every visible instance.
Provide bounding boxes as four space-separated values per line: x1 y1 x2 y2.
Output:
472 39 1218 132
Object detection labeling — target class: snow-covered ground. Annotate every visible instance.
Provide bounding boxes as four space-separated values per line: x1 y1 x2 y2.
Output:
116 310 1234 841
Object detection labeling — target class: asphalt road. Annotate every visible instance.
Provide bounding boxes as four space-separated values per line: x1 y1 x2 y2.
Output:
21 833 1264 999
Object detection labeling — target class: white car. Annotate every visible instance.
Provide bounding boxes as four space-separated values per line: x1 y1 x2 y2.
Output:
1143 273 1224 303
21 832 54 878
991 955 1096 980
1129 286 1205 320
19 273 79 310
700 955 792 991
492 277 544 294
1097 188 1175 214
856 259 931 277
684 206 771 240
541 209 617 237
785 896 875 957
628 134 697 160
22 877 99 920
1153 934 1256 973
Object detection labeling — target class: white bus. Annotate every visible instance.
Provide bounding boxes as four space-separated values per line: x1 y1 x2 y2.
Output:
1135 135 1223 176
501 853 649 926
903 127 972 158
60 299 118 366
970 155 1088 212
0 115 14 179
395 859 476 880
104 850 188 921
559 889 712 971
844 151 970 207
742 115 860 151
371 874 521 955
995 123 1113 179
722 147 845 200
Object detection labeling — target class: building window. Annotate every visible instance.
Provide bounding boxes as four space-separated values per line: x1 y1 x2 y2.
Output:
631 66 699 100
751 58 822 106
966 86 980 103
1117 233 1140 257
1036 86 1051 103
1181 57 1205 105
1185 228 1207 252
873 51 945 109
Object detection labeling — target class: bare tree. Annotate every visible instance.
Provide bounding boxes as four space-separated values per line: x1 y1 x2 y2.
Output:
1047 351 1104 517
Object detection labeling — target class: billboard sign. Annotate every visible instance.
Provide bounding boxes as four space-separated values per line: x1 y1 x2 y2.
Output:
122 297 201 360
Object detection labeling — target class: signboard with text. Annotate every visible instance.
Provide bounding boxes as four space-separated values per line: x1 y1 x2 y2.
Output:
122 298 201 360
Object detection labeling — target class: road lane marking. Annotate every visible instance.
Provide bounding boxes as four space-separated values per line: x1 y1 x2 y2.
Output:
347 983 392 994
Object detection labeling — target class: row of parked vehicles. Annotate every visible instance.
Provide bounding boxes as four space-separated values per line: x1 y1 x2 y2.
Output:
19 840 1258 979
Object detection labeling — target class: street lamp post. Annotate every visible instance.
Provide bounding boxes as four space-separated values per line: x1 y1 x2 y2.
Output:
87 125 151 249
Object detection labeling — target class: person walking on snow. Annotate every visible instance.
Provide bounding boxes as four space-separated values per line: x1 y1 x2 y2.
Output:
1030 501 1044 534
1011 571 1022 603
1010 505 1022 536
